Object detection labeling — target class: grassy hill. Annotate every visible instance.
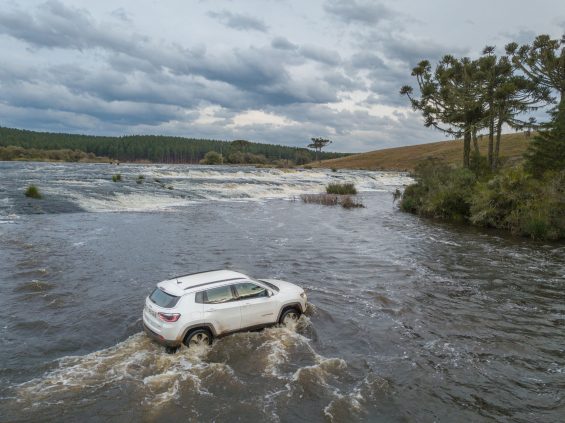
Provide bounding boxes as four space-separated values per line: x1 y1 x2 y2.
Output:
315 132 532 171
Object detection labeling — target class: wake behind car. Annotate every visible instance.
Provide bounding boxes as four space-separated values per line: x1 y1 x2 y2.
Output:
143 269 307 349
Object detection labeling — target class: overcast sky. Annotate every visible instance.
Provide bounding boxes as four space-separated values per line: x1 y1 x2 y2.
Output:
1 0 564 152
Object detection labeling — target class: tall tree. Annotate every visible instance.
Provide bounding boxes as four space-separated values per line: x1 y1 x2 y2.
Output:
308 137 332 163
401 55 484 168
525 97 565 176
505 34 565 108
506 34 565 175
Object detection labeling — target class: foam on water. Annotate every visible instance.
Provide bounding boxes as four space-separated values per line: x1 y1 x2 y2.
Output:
0 164 412 215
11 317 361 418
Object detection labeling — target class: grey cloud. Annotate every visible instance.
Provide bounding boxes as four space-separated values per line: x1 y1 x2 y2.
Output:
110 8 131 22
299 44 341 65
0 0 150 51
349 52 386 69
271 36 298 50
208 10 268 32
323 71 365 91
497 29 537 45
324 0 396 25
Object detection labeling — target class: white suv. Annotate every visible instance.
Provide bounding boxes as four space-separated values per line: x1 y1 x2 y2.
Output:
143 270 307 349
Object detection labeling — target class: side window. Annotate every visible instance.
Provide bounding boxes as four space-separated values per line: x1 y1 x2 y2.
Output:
195 292 204 303
203 285 235 304
234 282 268 300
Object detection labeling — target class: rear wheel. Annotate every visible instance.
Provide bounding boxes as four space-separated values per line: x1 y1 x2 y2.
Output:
183 328 213 348
279 307 301 326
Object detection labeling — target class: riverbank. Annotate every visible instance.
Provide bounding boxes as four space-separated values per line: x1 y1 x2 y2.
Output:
0 145 111 163
399 159 564 241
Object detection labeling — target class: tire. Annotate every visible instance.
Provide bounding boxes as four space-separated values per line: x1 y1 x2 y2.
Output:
183 328 213 348
279 307 301 326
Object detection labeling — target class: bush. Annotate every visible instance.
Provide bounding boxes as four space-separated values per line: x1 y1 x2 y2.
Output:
401 157 564 240
326 182 357 195
200 151 223 165
471 168 564 239
340 196 364 209
400 159 475 221
24 185 41 199
300 194 364 209
112 174 122 182
244 153 268 164
301 194 339 206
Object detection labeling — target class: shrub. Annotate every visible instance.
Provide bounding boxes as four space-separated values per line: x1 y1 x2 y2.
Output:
301 194 339 206
244 153 268 164
200 151 223 165
471 168 564 240
300 193 364 209
470 167 535 229
326 182 357 195
341 196 364 209
400 159 475 221
24 185 41 199
112 174 122 182
331 168 338 172
226 150 245 164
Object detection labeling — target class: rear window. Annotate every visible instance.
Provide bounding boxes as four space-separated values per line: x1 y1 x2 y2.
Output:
149 288 180 308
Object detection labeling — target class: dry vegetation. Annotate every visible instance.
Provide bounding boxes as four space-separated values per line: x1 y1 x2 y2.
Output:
314 132 532 171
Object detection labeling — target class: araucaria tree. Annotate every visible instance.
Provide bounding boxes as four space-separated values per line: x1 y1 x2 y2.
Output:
477 49 546 169
506 34 565 175
506 34 565 108
308 137 332 163
401 56 484 168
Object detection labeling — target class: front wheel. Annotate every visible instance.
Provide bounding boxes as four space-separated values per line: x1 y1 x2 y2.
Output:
279 308 301 326
183 328 213 348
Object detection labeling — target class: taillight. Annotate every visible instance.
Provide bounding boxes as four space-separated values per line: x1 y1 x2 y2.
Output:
158 312 181 322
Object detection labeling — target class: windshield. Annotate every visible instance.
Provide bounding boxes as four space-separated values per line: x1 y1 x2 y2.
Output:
149 288 180 308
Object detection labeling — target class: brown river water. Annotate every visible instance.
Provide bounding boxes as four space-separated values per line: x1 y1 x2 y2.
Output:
0 162 563 422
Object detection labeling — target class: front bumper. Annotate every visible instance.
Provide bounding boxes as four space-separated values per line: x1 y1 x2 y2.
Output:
143 323 181 347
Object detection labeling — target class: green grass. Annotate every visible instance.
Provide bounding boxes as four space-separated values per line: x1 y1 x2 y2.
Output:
24 185 41 199
326 182 357 195
112 173 122 182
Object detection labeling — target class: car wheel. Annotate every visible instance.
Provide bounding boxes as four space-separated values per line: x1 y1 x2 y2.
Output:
279 308 301 326
183 328 213 348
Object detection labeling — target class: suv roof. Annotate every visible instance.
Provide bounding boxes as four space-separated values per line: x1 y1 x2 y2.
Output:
158 269 248 297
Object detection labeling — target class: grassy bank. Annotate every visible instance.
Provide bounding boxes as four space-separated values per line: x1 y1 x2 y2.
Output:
400 158 564 240
314 132 531 171
0 146 110 163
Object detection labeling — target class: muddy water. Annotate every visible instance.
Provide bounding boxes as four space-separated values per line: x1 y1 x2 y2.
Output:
0 162 564 422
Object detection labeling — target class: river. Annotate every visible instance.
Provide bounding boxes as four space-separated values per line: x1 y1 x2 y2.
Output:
0 162 563 422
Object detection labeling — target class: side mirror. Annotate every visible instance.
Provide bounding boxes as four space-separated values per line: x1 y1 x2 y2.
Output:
267 290 274 297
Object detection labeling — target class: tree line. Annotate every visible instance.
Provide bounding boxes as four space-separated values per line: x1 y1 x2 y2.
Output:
401 34 564 173
0 127 347 164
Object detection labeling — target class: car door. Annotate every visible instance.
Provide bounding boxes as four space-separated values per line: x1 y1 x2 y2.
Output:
233 282 277 328
199 284 241 334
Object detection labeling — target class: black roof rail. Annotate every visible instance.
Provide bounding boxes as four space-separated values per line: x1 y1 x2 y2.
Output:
172 269 227 280
184 277 246 291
